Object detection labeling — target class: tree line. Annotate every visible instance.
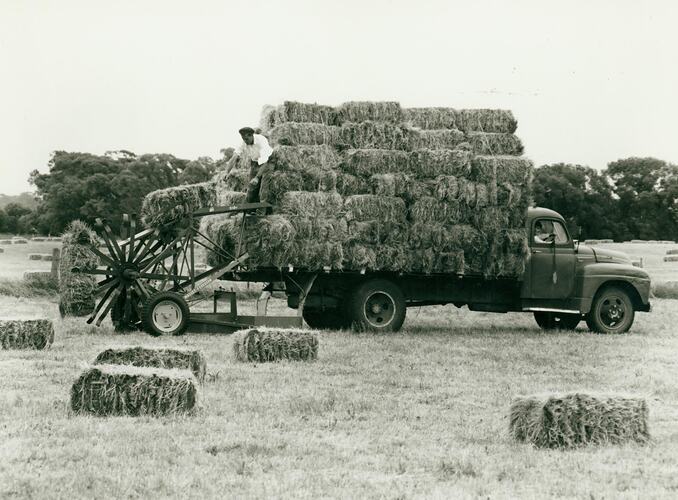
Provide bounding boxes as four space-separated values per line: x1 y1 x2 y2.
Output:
2 152 676 241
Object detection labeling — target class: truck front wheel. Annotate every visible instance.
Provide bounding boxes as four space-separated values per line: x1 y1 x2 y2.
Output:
347 279 406 332
533 312 581 330
585 286 634 334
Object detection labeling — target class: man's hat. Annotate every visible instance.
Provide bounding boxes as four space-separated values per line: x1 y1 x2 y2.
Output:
238 127 255 135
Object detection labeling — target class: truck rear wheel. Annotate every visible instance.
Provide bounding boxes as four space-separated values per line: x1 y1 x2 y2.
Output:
533 312 581 330
585 286 634 334
347 279 406 332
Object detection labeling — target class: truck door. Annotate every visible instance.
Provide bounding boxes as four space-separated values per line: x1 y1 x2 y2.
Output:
528 218 576 299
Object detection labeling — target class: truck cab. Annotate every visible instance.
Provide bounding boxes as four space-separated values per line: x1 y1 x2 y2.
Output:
520 207 651 333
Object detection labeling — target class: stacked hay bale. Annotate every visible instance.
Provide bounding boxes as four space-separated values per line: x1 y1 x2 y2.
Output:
93 346 207 383
509 393 650 448
148 101 532 276
70 365 198 416
58 221 99 317
0 320 54 350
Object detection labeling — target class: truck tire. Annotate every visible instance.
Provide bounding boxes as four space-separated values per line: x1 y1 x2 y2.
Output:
302 308 350 330
585 286 634 334
141 291 190 337
347 279 406 332
533 312 581 331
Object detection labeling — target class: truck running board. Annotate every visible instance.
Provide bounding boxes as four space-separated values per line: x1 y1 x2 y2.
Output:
522 307 581 314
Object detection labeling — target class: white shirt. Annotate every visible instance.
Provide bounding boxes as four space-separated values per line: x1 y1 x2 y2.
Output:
236 133 273 165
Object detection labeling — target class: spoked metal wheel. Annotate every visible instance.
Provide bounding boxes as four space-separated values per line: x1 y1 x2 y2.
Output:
586 286 634 334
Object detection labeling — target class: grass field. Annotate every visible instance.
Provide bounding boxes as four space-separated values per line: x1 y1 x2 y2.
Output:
1 241 677 498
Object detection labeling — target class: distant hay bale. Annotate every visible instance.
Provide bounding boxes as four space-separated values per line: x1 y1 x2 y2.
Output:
0 247 4 253
344 195 407 223
260 101 337 132
93 346 207 383
40 253 54 261
509 393 650 448
59 220 99 317
340 121 413 150
341 149 410 177
408 149 472 178
28 254 42 260
467 133 524 156
0 319 54 350
12 238 28 244
600 239 614 244
652 281 678 299
0 239 12 244
663 255 678 262
141 181 215 227
31 237 46 242
233 327 318 362
70 365 199 417
279 191 344 218
268 122 341 146
336 101 403 124
666 249 678 255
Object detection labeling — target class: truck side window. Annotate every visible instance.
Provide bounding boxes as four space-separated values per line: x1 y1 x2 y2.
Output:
534 219 569 244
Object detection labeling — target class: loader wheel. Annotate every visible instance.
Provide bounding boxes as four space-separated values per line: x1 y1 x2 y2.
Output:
303 308 350 330
347 279 406 332
534 312 581 331
141 291 190 337
585 286 634 334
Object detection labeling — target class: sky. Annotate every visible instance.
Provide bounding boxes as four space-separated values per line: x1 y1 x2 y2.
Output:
1 0 677 195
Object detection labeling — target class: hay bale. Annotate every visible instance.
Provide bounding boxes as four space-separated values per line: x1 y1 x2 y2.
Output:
0 319 54 350
70 365 198 417
213 167 249 193
663 255 678 262
336 173 371 196
509 393 650 448
28 254 42 260
232 327 318 362
347 220 408 245
0 239 12 244
260 101 337 132
215 190 246 208
409 197 463 224
93 346 207 383
485 229 530 277
279 191 344 218
268 122 341 146
344 195 407 223
199 215 239 266
455 109 517 133
467 133 524 156
408 149 472 178
404 108 458 129
12 238 28 244
410 129 465 150
59 220 99 317
341 149 410 177
23 271 57 288
141 182 215 227
271 145 341 171
40 253 54 261
340 121 413 150
666 249 678 255
369 174 434 203
0 247 4 253
31 237 46 242
336 101 403 124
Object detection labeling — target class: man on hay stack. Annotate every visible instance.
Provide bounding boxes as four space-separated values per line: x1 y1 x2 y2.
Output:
227 126 274 203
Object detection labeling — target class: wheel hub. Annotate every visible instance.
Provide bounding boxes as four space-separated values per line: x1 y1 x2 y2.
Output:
152 300 183 333
364 292 395 327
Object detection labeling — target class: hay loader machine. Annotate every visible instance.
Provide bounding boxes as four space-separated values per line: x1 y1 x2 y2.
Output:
75 202 312 336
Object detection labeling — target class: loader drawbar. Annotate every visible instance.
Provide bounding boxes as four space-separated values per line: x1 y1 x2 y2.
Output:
75 202 304 336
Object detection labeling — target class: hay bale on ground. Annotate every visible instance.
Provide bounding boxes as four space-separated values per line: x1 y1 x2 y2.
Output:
664 256 678 262
141 182 215 227
12 238 28 244
28 254 42 260
232 327 318 362
70 365 198 417
23 271 57 288
40 253 54 261
467 133 524 156
509 393 650 448
0 319 54 350
268 123 341 146
59 220 99 317
31 237 46 242
0 247 4 253
344 195 407 223
0 239 12 244
336 101 403 124
93 346 207 382
666 249 678 255
260 101 337 132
